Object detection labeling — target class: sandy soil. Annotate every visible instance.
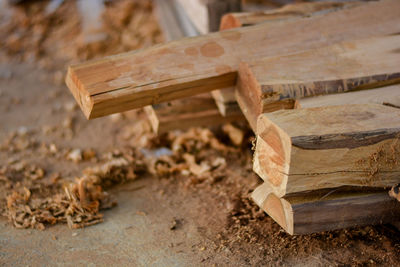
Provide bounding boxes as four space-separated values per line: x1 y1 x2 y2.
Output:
0 0 399 266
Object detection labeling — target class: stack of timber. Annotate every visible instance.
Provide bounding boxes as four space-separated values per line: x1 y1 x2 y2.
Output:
66 0 400 119
252 104 400 234
65 0 400 234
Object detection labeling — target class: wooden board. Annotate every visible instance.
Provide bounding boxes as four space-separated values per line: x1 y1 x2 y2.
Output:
254 104 400 198
220 1 358 30
299 84 400 109
214 0 358 116
238 84 400 132
65 0 400 119
252 183 400 235
236 34 400 130
144 93 243 134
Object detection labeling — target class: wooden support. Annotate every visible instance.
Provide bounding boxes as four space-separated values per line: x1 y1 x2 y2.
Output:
254 104 400 197
66 0 400 119
144 93 243 134
252 183 400 235
236 34 400 130
220 1 358 30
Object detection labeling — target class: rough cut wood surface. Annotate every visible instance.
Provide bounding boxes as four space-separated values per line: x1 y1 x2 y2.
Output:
65 0 400 119
299 84 400 109
236 34 400 130
252 183 400 235
254 104 400 198
144 93 243 134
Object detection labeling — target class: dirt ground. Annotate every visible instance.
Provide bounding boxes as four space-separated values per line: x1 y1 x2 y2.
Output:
0 0 399 266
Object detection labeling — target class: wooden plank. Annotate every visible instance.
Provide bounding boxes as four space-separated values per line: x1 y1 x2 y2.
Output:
252 183 400 235
236 34 400 130
65 0 400 119
144 93 243 134
220 1 358 30
214 1 358 116
254 104 400 198
238 84 400 132
299 84 400 109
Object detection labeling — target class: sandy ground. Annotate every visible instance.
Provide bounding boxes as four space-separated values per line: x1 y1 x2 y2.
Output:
0 1 399 266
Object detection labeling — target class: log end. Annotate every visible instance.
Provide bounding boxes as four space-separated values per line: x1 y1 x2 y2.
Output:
251 183 294 235
253 114 292 196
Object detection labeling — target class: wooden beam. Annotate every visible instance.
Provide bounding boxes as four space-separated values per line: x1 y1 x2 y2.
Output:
252 183 400 235
254 104 400 198
238 84 400 132
66 0 400 119
214 1 359 117
236 34 400 130
220 1 358 30
144 93 243 134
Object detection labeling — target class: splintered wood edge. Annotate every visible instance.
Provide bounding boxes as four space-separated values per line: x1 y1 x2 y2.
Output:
252 183 294 235
65 67 93 119
253 114 291 197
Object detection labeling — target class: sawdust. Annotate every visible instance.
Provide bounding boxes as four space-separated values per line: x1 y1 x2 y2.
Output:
1 149 145 229
0 0 163 67
357 136 400 183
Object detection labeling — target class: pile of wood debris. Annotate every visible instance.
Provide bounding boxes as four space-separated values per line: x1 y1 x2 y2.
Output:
1 120 249 229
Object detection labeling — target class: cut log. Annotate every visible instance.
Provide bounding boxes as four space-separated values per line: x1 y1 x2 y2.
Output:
252 183 400 235
144 93 243 134
254 104 400 198
236 34 400 130
220 1 357 30
66 0 400 119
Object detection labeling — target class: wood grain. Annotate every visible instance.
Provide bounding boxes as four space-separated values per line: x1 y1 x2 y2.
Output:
252 183 400 235
236 34 400 130
254 104 400 197
66 0 400 119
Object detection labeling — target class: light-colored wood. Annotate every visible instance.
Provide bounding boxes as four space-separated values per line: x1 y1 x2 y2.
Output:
144 93 243 134
254 104 400 198
220 1 357 30
299 84 400 109
66 0 400 119
236 34 400 130
238 84 400 133
214 1 358 117
252 183 400 235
